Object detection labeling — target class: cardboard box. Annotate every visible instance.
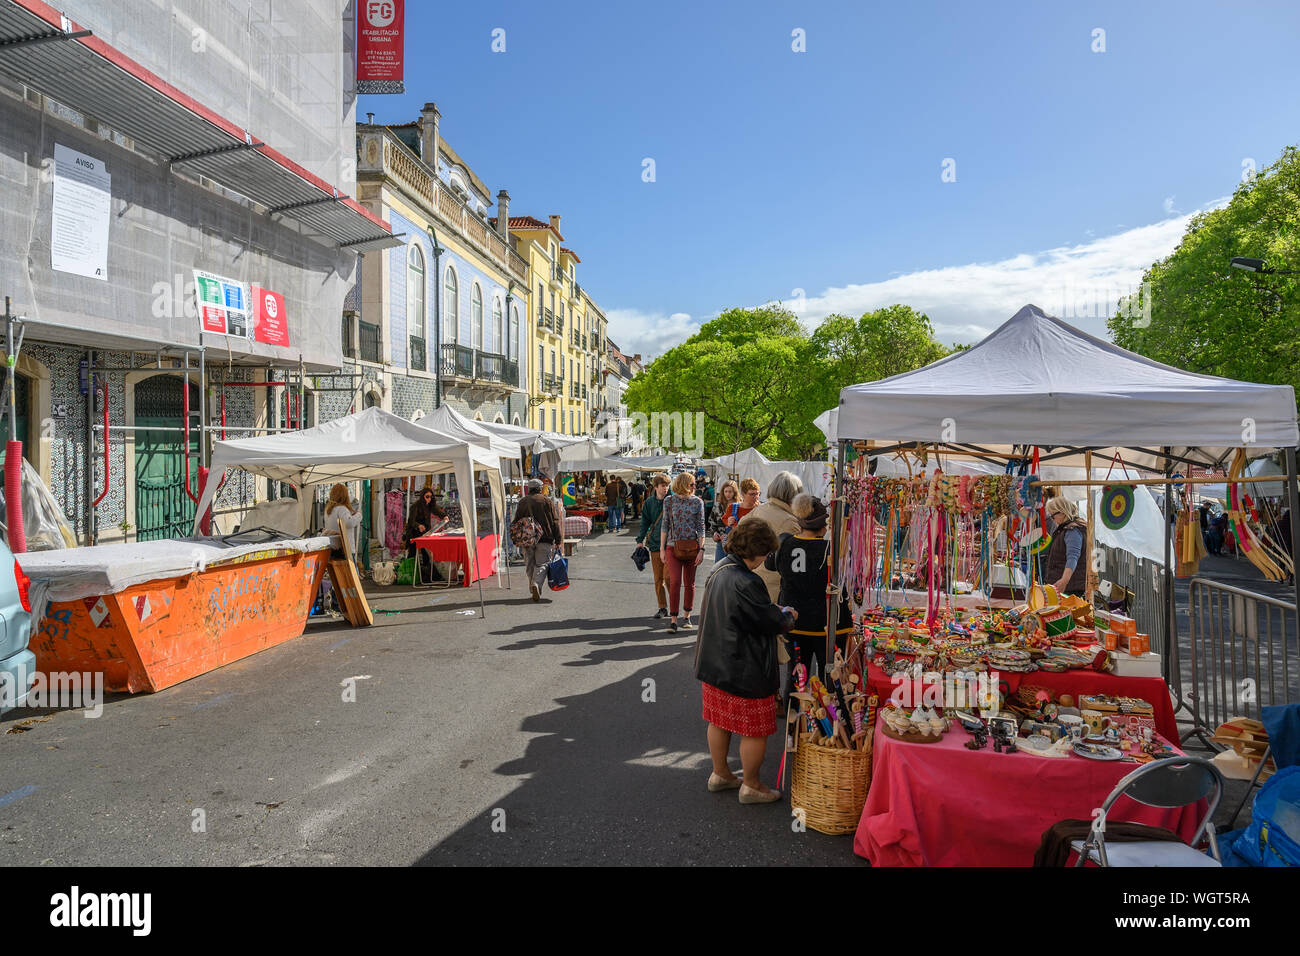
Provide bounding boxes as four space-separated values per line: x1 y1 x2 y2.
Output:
1108 650 1163 678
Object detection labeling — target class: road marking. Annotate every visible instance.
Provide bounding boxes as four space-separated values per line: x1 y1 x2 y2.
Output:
0 784 39 808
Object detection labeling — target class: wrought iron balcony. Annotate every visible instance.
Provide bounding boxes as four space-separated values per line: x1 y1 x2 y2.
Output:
475 350 519 387
359 319 381 364
441 343 474 379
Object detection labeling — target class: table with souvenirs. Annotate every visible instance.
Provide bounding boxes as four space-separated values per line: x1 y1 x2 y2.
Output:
785 469 1189 862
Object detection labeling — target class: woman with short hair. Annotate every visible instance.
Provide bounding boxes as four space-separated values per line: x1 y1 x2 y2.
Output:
660 471 706 633
694 518 795 804
739 470 804 603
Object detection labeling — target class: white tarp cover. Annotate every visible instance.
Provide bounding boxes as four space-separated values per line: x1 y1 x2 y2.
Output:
552 437 624 471
21 536 331 615
837 304 1299 457
704 448 771 475
192 408 504 578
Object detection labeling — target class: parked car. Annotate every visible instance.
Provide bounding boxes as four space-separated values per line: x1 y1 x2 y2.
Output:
0 536 34 714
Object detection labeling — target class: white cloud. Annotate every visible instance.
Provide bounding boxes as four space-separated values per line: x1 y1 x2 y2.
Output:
1163 195 1178 215
605 309 696 360
608 199 1227 357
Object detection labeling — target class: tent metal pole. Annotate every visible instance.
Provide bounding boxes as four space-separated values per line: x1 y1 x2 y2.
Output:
1286 447 1300 639
1162 449 1175 687
829 437 847 676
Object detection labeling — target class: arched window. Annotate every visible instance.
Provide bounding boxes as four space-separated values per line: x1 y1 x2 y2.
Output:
472 283 484 350
492 296 503 355
510 305 520 360
407 243 425 343
443 266 459 344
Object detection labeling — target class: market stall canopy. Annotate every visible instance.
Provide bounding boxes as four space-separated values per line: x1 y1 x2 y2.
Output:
191 407 504 578
703 448 772 475
415 405 523 460
422 406 583 456
837 305 1299 467
554 437 624 470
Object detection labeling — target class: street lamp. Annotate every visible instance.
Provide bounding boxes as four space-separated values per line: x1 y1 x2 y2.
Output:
429 226 445 407
1230 257 1300 275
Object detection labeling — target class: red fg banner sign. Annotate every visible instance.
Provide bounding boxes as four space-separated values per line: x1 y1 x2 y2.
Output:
357 0 404 93
251 286 290 348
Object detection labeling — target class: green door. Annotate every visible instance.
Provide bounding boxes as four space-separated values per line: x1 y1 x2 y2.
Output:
135 376 200 540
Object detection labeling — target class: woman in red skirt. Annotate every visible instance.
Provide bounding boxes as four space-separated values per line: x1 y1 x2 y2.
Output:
694 519 796 804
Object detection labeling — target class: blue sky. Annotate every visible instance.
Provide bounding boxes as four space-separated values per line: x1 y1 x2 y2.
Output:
361 0 1300 358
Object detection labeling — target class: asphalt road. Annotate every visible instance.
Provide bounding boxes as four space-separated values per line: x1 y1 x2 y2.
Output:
0 523 858 866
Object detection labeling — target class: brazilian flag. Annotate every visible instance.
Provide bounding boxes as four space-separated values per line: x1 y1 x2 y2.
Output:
560 475 577 506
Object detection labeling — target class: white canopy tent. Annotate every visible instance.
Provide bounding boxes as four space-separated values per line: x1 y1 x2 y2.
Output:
830 303 1300 688
415 404 525 461
421 404 582 459
837 304 1299 470
192 408 507 615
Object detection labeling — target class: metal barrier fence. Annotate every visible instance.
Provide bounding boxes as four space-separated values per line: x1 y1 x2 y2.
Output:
1184 577 1299 745
1099 545 1167 657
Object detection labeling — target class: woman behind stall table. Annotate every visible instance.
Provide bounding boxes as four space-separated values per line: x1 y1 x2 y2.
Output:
765 494 853 697
325 483 363 555
635 473 671 618
695 519 796 803
1044 495 1088 596
660 471 706 633
739 471 804 603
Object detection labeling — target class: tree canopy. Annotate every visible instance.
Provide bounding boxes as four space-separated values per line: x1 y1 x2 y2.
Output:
624 303 950 459
1108 146 1300 397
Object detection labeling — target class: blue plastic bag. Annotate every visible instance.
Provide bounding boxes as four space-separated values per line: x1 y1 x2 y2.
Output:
1227 765 1300 867
546 549 570 591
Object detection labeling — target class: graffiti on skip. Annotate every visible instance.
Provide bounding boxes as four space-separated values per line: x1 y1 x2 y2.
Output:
207 569 281 623
38 607 74 643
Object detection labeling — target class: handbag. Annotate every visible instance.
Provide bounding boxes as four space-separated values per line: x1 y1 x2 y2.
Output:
546 548 570 591
672 538 701 561
394 556 416 586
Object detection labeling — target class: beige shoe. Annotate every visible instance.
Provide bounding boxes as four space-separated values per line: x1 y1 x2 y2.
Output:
707 773 742 792
738 784 781 804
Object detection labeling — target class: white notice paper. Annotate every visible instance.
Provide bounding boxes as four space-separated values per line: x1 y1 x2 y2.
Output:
51 143 111 280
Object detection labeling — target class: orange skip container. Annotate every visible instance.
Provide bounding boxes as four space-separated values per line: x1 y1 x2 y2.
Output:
30 547 329 693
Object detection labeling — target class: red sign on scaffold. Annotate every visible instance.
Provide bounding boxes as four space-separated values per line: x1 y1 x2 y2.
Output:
357 0 404 93
251 286 290 348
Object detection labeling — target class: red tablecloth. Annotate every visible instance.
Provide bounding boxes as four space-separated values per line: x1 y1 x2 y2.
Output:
566 508 606 522
865 660 1178 742
854 722 1199 866
412 533 499 587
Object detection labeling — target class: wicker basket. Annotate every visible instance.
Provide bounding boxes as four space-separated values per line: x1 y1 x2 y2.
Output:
790 733 873 835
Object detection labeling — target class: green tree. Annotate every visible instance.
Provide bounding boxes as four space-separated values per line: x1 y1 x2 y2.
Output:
1109 146 1300 395
625 303 949 459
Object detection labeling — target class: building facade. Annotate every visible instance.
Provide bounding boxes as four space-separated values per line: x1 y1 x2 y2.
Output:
498 215 606 437
0 0 392 544
353 106 529 429
603 341 645 452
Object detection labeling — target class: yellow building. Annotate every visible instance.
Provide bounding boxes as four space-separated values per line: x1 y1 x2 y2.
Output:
497 215 602 436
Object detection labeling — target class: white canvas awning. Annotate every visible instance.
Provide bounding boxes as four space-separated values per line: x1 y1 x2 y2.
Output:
192 408 504 583
837 304 1299 466
416 405 523 460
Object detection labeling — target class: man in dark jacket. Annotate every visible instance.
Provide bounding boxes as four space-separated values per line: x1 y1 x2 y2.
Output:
514 478 562 601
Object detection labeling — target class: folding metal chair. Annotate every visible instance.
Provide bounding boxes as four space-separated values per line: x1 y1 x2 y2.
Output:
1072 756 1224 867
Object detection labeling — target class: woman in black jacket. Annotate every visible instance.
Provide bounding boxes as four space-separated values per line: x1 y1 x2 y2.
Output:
694 519 795 804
